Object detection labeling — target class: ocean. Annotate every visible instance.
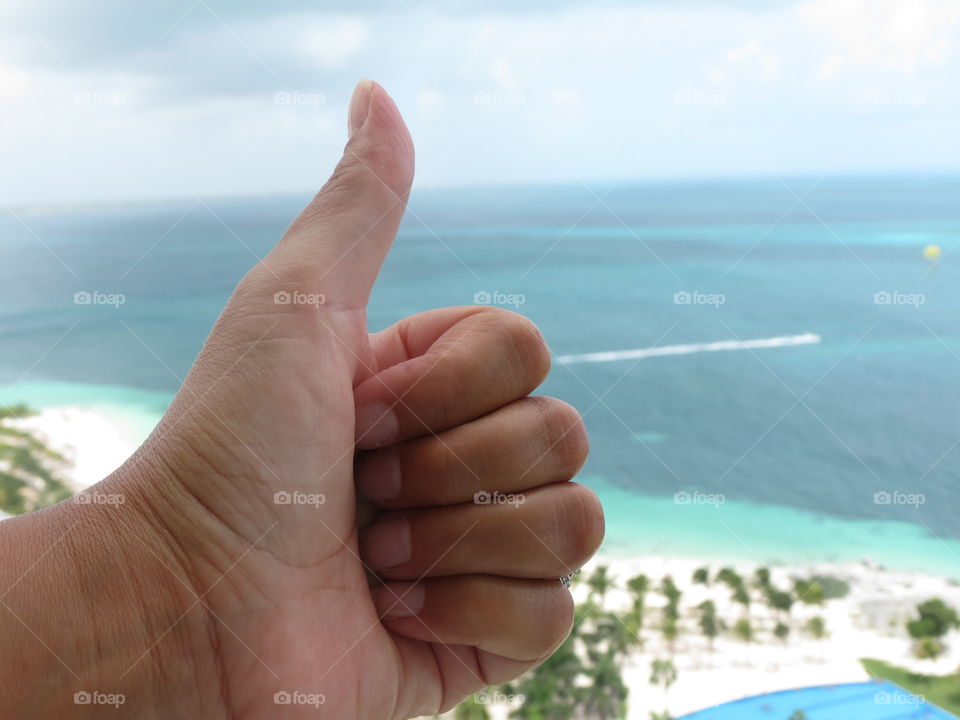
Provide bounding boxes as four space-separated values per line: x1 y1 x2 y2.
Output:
2 176 959 576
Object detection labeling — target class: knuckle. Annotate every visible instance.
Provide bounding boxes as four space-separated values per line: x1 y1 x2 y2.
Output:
530 397 590 478
555 483 605 568
477 307 550 390
505 314 551 387
465 308 551 391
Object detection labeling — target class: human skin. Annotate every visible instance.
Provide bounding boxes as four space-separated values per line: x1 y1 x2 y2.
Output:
0 80 603 718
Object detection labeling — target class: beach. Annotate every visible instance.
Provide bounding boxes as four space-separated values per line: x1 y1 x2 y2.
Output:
14 403 960 719
438 551 960 719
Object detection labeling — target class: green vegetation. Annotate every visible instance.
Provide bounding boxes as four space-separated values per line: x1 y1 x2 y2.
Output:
504 566 630 720
697 600 721 651
816 575 850 600
803 616 827 641
752 567 771 589
587 565 613 604
903 597 959 662
0 404 73 514
792 579 824 607
454 695 490 720
460 566 955 718
733 618 754 644
862 658 960 715
906 598 959 641
773 621 790 644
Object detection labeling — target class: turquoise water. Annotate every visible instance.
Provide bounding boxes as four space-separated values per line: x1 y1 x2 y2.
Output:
2 177 960 576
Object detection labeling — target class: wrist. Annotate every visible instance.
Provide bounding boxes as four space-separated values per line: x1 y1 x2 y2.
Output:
0 459 222 718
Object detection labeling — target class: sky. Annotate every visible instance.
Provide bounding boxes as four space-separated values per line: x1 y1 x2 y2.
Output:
1 0 960 205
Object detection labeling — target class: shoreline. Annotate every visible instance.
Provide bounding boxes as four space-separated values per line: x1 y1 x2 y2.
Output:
3 384 959 580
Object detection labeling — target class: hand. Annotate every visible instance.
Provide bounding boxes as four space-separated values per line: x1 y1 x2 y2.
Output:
0 80 603 719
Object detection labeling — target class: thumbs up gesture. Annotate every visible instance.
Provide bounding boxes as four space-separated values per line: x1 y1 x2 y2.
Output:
0 80 603 719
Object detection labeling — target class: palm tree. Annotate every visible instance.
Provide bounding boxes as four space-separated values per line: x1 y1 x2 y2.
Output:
580 649 628 720
733 618 753 664
626 574 650 636
752 567 771 589
649 658 678 716
773 621 791 644
661 615 679 653
715 567 741 589
588 610 638 657
0 404 73 514
587 565 613 604
697 600 721 651
765 587 794 621
803 616 827 640
732 582 751 617
660 576 682 614
803 615 828 662
692 567 710 585
510 634 581 719
627 574 650 604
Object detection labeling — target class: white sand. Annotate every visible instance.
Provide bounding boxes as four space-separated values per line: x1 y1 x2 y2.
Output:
12 406 139 491
590 555 960 718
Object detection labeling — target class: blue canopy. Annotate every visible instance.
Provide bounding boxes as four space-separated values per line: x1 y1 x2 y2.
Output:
678 680 958 719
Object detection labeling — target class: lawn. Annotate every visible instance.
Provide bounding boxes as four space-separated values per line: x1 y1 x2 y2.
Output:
862 658 960 717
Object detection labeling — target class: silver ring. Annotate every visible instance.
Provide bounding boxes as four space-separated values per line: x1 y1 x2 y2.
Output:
559 569 580 588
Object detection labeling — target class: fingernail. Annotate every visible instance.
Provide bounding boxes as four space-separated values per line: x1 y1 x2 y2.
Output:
355 401 400 447
348 78 374 138
362 518 411 569
356 449 401 501
374 583 425 619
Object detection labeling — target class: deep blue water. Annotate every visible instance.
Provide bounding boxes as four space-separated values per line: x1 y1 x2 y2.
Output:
2 176 959 567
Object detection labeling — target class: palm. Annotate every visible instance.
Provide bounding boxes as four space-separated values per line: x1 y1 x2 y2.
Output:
164 306 479 718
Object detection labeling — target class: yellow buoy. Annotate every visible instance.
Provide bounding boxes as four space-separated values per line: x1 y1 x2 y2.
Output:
924 244 942 261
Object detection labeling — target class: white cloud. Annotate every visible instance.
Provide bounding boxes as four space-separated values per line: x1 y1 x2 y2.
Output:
2 0 959 204
799 0 960 74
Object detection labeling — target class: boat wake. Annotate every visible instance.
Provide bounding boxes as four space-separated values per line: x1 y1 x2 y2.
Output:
556 332 821 364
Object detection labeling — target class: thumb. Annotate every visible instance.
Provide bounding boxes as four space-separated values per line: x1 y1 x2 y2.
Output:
270 79 415 310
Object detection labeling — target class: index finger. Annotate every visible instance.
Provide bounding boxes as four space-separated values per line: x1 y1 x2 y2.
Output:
354 306 551 448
